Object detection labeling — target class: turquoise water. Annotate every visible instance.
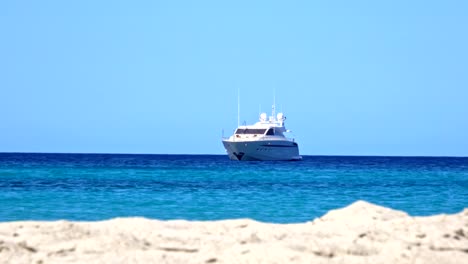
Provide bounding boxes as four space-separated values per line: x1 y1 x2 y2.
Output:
0 153 467 223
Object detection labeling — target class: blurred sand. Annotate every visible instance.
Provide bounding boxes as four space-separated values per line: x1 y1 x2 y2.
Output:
0 201 466 264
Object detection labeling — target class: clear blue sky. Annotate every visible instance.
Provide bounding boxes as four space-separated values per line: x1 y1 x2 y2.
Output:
1 1 467 156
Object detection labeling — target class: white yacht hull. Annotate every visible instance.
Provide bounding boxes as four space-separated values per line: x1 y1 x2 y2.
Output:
222 139 302 161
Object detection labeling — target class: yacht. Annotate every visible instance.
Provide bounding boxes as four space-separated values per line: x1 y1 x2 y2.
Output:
222 109 302 161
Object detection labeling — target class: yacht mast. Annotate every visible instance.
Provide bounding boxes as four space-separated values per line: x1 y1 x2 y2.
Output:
272 88 276 120
237 88 240 127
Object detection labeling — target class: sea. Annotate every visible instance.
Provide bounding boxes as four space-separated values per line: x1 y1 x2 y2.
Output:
0 153 467 223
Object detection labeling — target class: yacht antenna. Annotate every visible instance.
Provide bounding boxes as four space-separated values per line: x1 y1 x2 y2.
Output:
272 88 276 119
237 88 240 127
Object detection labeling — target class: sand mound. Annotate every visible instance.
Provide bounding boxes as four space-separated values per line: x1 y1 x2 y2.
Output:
0 201 466 263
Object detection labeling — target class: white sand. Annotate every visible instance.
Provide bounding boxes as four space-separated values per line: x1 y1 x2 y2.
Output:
0 201 466 264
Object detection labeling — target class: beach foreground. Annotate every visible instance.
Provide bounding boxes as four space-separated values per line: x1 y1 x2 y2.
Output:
0 201 466 264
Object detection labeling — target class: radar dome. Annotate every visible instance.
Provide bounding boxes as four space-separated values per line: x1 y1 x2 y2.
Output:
260 113 267 121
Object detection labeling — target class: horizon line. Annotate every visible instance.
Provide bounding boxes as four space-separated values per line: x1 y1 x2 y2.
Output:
0 152 467 158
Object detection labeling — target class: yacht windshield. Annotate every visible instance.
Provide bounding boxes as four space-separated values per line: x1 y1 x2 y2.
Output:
235 128 266 135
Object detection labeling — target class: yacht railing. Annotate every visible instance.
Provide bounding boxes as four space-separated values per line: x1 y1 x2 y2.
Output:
224 135 295 142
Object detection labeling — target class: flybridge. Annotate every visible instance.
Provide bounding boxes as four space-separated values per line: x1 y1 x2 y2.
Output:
257 112 286 127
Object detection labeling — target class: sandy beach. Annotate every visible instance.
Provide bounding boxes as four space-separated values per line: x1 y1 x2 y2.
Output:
0 201 466 263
